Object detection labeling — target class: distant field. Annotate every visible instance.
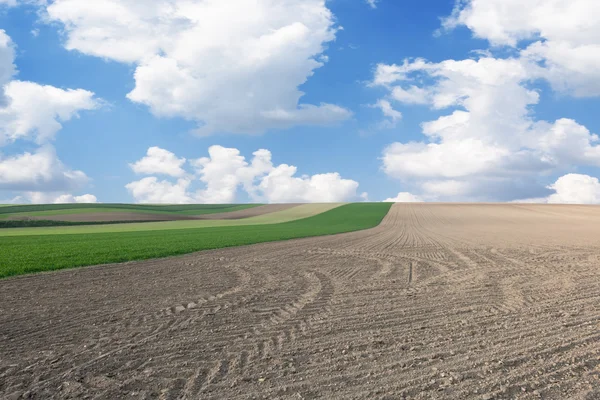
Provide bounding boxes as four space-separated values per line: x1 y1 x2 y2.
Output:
0 203 392 278
0 204 259 219
0 203 342 236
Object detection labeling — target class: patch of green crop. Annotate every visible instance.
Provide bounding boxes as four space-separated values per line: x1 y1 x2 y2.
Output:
0 203 392 278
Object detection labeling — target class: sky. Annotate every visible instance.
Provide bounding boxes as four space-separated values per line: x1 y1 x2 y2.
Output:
0 0 599 204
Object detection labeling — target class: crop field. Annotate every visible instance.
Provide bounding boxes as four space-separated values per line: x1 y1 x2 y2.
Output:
0 203 263 222
1 203 600 399
0 203 387 277
0 203 259 216
0 203 343 237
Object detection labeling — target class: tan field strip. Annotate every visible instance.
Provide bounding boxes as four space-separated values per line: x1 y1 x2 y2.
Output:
5 204 298 223
0 203 343 236
2 203 600 399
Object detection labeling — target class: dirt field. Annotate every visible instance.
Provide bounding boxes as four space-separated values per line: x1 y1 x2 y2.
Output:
1 204 599 399
6 204 297 223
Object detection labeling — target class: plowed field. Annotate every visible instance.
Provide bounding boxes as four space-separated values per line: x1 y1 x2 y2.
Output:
1 204 599 399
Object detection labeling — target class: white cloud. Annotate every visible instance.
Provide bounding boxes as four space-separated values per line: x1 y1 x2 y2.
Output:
373 54 600 201
125 177 193 204
370 1 600 202
72 193 97 203
127 145 363 204
546 174 600 204
0 145 89 192
0 30 16 91
26 192 98 204
383 192 422 203
130 146 187 177
0 30 100 146
390 85 431 105
443 0 600 97
0 30 99 203
0 81 99 145
190 146 249 204
373 99 402 128
371 59 432 87
516 174 600 204
365 0 378 9
42 0 351 135
443 0 600 47
258 168 358 203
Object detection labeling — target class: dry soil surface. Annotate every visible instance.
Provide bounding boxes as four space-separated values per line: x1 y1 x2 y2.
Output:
1 204 600 400
6 204 298 223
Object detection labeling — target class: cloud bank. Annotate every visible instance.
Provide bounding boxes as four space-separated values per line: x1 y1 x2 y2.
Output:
40 0 351 136
373 0 600 203
126 145 363 204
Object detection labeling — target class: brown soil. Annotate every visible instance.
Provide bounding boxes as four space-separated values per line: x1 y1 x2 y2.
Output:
6 204 298 223
1 203 600 399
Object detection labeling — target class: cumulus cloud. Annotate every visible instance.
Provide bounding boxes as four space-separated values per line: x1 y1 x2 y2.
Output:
26 192 98 204
0 145 89 192
546 174 600 204
0 30 99 203
376 56 600 200
258 168 359 203
125 177 193 204
130 146 187 177
383 192 422 203
371 1 600 202
515 174 600 204
127 145 363 204
41 0 351 135
0 81 99 145
0 30 16 92
372 99 402 128
443 0 600 97
0 31 100 146
190 146 258 204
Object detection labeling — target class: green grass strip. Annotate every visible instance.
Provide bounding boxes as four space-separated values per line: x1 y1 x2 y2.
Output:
0 203 392 278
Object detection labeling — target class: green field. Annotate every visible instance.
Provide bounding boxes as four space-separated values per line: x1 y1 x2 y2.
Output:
0 203 259 219
0 203 342 236
0 203 391 278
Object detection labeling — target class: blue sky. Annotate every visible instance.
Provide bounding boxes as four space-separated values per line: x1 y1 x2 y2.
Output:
1 0 599 204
